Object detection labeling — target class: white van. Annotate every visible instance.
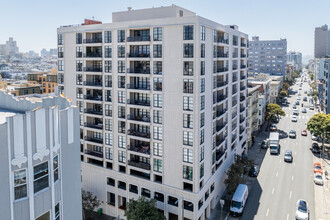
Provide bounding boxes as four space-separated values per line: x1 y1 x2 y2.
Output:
230 184 249 216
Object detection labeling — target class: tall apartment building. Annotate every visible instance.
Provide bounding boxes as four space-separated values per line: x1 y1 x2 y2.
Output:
28 71 58 94
248 36 287 78
287 51 302 71
0 37 19 56
247 85 260 147
58 5 248 220
0 91 82 220
314 25 330 58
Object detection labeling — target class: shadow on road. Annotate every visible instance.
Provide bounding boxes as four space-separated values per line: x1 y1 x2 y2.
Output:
278 129 288 139
240 180 262 219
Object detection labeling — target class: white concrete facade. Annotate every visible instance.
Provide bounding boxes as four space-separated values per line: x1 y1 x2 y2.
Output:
247 86 260 147
57 5 248 220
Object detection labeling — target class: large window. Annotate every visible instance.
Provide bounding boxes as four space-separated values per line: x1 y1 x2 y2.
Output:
58 47 64 58
118 135 126 149
105 147 113 160
76 46 82 58
53 155 59 182
34 161 49 193
183 96 193 111
183 148 193 163
105 133 112 146
153 142 163 156
183 113 193 129
183 79 194 93
153 159 163 173
201 44 205 58
105 46 112 58
118 45 125 58
153 110 162 124
118 151 126 163
153 45 162 58
200 163 204 179
105 61 112 73
58 60 64 71
200 129 204 144
183 44 194 58
76 33 82 44
153 27 163 41
183 61 193 76
153 126 163 140
58 34 64 45
201 96 205 110
55 203 60 220
153 61 162 75
153 94 162 108
76 60 82 72
118 30 125 42
105 75 112 87
200 113 205 127
104 31 112 43
183 165 193 181
118 61 125 73
201 61 205 75
105 119 112 131
118 91 126 103
183 25 194 40
183 131 193 146
200 78 205 93
76 74 82 85
201 26 205 41
14 169 27 200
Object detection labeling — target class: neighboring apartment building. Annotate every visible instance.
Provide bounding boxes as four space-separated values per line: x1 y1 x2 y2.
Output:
5 82 42 96
57 5 248 220
286 64 294 81
0 91 82 220
0 74 8 89
248 36 287 78
269 75 283 104
314 25 330 58
287 51 302 71
247 85 260 148
314 58 330 113
27 71 58 94
0 37 19 56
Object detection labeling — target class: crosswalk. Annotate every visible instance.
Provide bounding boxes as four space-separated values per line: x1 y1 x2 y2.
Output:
284 114 309 119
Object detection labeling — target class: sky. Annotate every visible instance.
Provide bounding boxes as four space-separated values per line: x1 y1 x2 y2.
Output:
1 0 329 60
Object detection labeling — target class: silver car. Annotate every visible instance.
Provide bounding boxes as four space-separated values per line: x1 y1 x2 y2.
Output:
284 150 293 163
295 200 309 220
314 173 324 185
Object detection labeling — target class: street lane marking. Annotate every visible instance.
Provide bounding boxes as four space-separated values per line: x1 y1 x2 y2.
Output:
287 214 289 220
276 171 278 177
295 151 297 155
279 159 281 163
292 175 294 181
296 143 298 146
272 188 275 194
266 208 269 216
290 191 292 199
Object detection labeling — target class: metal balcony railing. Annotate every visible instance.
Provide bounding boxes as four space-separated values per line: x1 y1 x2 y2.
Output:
127 114 151 122
83 53 102 58
84 95 103 101
84 109 103 115
127 68 150 74
84 81 102 87
127 84 150 90
83 38 102 44
84 67 103 72
127 36 150 42
128 160 151 170
84 122 103 130
84 136 103 144
218 38 229 44
217 81 228 88
84 149 103 158
128 145 150 155
127 129 151 138
128 53 150 58
217 67 228 73
127 99 150 106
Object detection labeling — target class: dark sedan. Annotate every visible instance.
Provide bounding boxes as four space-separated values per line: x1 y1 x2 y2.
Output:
249 165 259 177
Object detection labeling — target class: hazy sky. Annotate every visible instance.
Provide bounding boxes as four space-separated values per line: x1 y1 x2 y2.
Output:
1 0 329 57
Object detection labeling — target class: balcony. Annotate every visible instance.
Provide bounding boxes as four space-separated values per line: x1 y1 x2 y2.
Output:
232 65 238 70
241 64 247 69
84 81 102 87
216 109 227 118
240 86 246 90
216 137 226 147
84 122 103 130
84 149 103 158
84 109 103 115
217 81 228 88
218 38 229 44
240 96 246 101
127 84 150 91
232 100 237 107
232 76 238 82
217 95 227 103
239 117 245 123
84 95 102 101
84 136 103 144
127 99 150 107
217 52 228 58
216 122 227 132
128 129 151 139
241 43 247 47
240 75 246 80
217 67 228 73
128 160 151 170
127 36 150 42
216 150 225 161
127 68 150 74
128 145 150 155
84 53 102 58
241 54 247 58
240 107 246 113
83 38 102 44
127 114 150 123
240 127 245 134
128 53 150 58
84 67 103 72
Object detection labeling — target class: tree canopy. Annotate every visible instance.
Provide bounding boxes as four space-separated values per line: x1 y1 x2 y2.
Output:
307 113 330 140
125 197 166 220
280 89 288 98
82 190 101 220
265 103 285 123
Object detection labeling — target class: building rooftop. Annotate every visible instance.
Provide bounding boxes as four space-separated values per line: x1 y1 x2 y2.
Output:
0 110 18 124
248 85 261 95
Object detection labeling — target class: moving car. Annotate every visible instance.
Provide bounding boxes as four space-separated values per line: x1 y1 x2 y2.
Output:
248 165 259 177
314 173 324 185
261 139 269 149
293 104 297 109
289 130 296 138
293 109 299 115
284 150 293 163
313 162 323 174
312 143 320 153
303 97 307 101
302 108 307 113
295 200 309 220
270 124 277 132
310 105 314 110
301 129 307 136
296 100 300 105
292 115 297 122
230 184 249 216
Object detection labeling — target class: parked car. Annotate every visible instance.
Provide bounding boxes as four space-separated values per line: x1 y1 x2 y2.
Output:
261 139 269 149
301 129 307 136
302 108 307 113
289 130 296 138
248 165 259 177
296 100 300 105
313 162 323 174
293 104 297 109
310 105 314 110
284 150 293 163
312 143 321 153
295 200 309 220
293 109 299 115
314 173 324 185
312 135 318 141
270 124 277 132
303 97 307 101
292 115 297 122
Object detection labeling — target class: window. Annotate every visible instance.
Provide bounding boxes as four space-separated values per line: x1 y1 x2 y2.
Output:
118 91 126 103
76 60 82 72
183 44 194 58
105 104 112 117
105 133 112 146
118 61 125 73
183 149 193 163
201 44 205 58
118 121 126 134
118 135 126 149
200 129 204 144
201 61 205 75
105 61 112 73
183 25 194 40
55 203 60 220
200 163 204 179
58 47 63 58
153 126 163 140
118 106 125 118
105 46 112 58
58 60 64 71
76 74 82 85
201 96 205 110
153 159 163 173
58 34 63 45
76 46 82 57
183 79 193 93
153 110 162 124
153 78 162 91
153 61 162 75
118 45 125 58
105 119 112 131
34 161 49 193
76 33 82 44
105 75 112 87
200 146 204 162
183 131 193 146
200 78 205 93
183 165 193 181
201 26 205 41
183 61 193 76
200 113 205 128
104 31 112 43
53 155 59 182
118 151 126 163
153 27 162 41
105 147 113 160
153 142 163 156
183 96 193 111
183 113 193 129
118 30 125 42
153 94 162 108
14 169 27 200
153 45 162 58
107 192 116 206
118 76 125 88
79 114 83 126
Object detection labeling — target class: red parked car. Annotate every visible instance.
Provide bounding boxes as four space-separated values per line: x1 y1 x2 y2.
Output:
301 129 307 136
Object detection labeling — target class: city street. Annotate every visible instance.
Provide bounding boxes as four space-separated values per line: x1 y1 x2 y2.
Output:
233 74 317 220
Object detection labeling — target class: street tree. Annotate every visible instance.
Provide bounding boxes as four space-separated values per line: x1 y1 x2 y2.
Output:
124 197 166 220
292 71 299 79
82 190 101 220
307 113 330 141
265 103 285 125
280 89 288 98
282 82 290 90
310 73 314 81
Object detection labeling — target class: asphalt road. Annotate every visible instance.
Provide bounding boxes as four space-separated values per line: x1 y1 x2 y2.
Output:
232 73 316 220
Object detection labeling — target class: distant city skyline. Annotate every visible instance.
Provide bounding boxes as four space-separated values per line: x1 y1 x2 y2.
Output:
1 0 329 59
